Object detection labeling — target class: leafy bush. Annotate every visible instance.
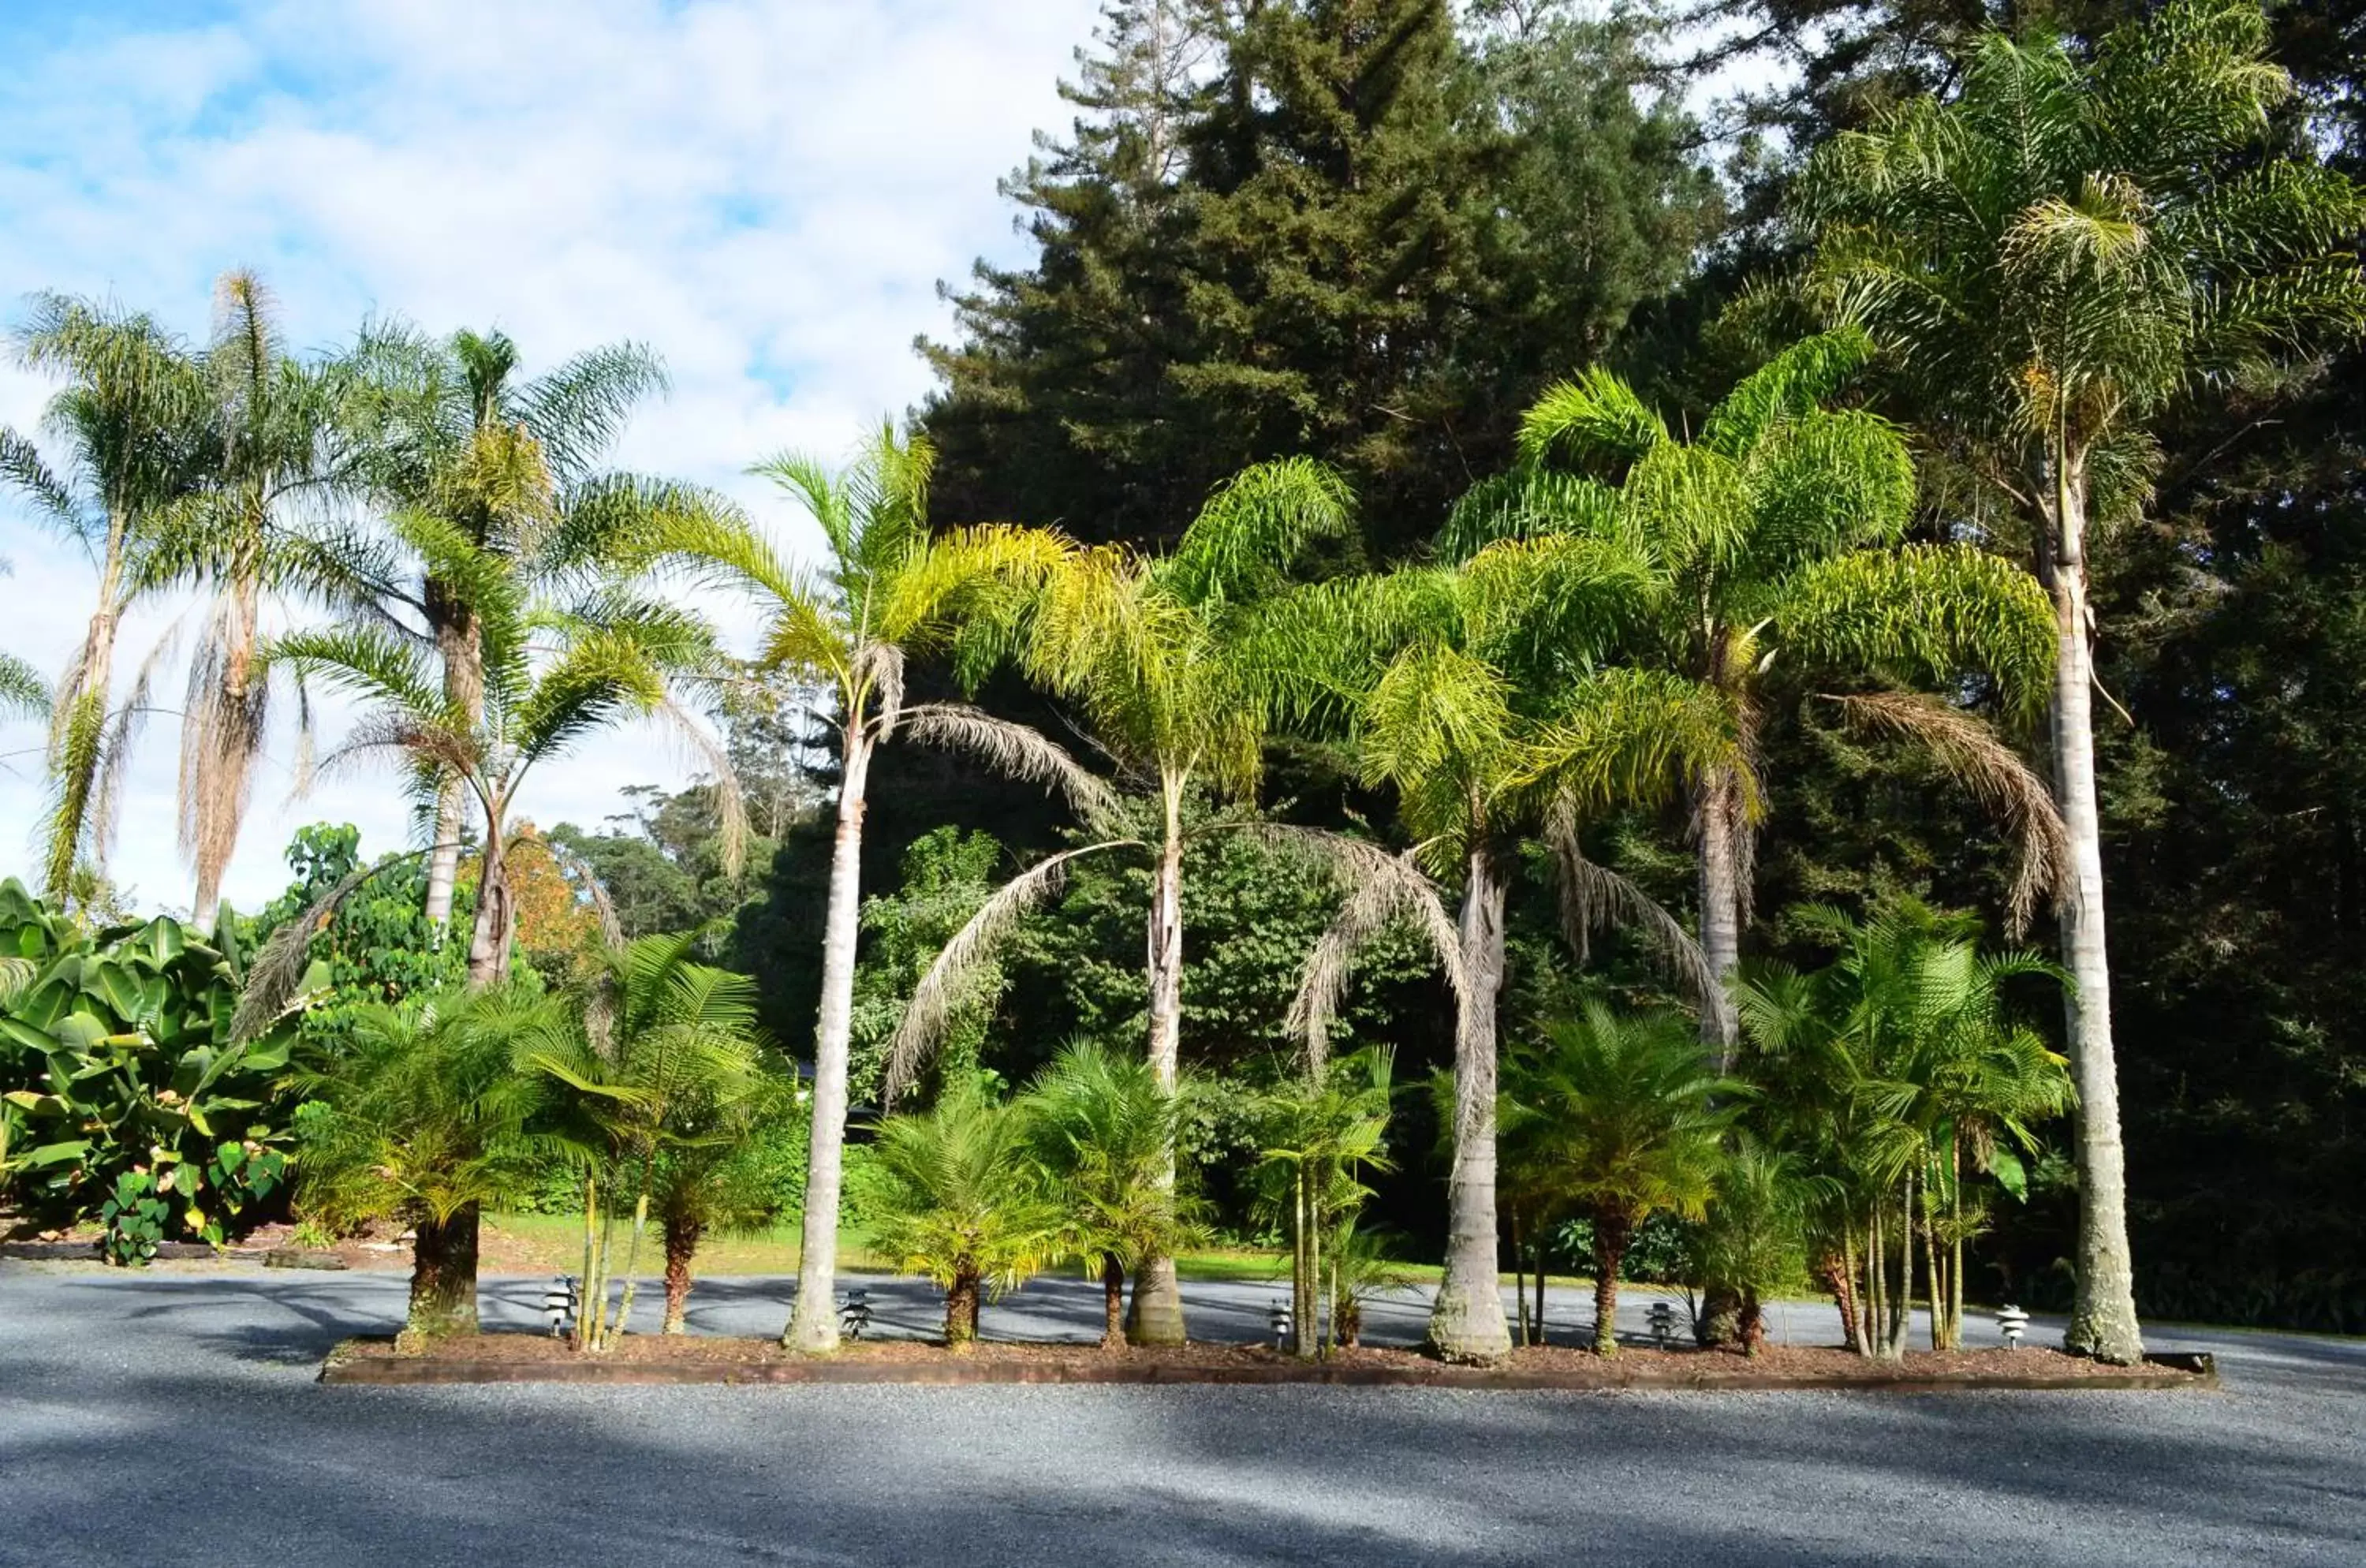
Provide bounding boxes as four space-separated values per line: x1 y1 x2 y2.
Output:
1 879 308 1248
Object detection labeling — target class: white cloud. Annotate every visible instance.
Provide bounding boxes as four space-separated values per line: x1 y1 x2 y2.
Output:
0 0 1101 913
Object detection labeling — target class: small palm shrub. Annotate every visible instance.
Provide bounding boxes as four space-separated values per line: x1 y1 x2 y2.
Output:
860 1081 1065 1349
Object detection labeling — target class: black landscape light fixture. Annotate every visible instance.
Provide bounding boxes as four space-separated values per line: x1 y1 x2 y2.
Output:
840 1288 873 1341
1647 1300 1675 1350
543 1275 579 1338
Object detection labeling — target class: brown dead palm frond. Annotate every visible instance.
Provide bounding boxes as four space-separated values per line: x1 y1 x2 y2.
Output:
1825 691 2070 935
883 840 1143 1103
1542 800 1719 1009
1268 828 1467 1072
901 703 1121 827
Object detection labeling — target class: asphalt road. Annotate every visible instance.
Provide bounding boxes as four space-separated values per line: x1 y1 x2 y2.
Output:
3 1260 2362 1566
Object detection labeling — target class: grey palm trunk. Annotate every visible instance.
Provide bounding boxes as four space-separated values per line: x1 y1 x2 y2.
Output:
1125 815 1189 1346
2043 466 2144 1365
1692 762 1746 1066
784 726 874 1352
1428 843 1513 1363
421 607 484 929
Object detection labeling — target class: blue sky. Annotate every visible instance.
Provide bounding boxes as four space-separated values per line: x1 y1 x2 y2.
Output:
0 0 1103 913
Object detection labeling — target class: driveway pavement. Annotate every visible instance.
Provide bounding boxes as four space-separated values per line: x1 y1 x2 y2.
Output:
3 1260 2361 1566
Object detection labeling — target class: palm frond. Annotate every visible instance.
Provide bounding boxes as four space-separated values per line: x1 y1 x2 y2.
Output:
899 703 1120 827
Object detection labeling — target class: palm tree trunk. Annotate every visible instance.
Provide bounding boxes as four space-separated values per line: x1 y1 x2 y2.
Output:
946 1266 980 1350
785 726 874 1352
422 603 483 928
1100 1254 1125 1350
1823 1247 1863 1353
1692 763 1745 1066
1126 786 1189 1346
1592 1207 1629 1357
401 1203 480 1347
1428 843 1513 1363
2046 461 2144 1365
1291 1163 1317 1358
464 808 512 988
1511 1208 1530 1347
662 1212 700 1335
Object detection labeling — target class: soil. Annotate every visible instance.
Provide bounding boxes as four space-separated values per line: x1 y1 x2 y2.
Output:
323 1334 2211 1390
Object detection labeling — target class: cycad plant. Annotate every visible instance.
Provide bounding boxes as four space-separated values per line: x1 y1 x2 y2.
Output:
522 931 777 1350
1501 1002 1732 1356
631 422 1099 1354
861 1081 1066 1350
886 457 1363 1346
293 987 565 1344
1018 1040 1206 1350
0 293 211 905
1797 0 2366 1365
1453 331 2060 1058
1734 899 2072 1357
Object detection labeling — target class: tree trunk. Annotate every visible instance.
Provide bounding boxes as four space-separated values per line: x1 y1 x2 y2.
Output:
422 598 483 928
1592 1207 1629 1357
1100 1254 1125 1350
1290 1163 1318 1359
464 809 512 988
662 1212 701 1335
1692 762 1745 1066
402 1204 480 1347
1739 1289 1766 1357
1126 786 1189 1346
1511 1209 1530 1347
1823 1247 1863 1354
946 1266 980 1350
2045 463 2144 1365
785 726 873 1353
1428 844 1513 1363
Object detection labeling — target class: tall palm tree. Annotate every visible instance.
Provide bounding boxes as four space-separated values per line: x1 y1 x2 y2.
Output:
342 326 693 928
1457 331 2060 1060
629 422 1105 1354
0 294 211 904
1253 547 1734 1362
1795 0 2366 1362
883 457 1364 1346
1500 1002 1733 1356
154 271 383 922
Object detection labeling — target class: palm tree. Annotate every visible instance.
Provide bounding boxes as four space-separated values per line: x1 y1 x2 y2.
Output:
863 1081 1066 1350
1690 1137 1816 1357
1500 1002 1732 1356
157 271 384 922
1456 331 2061 1060
341 325 699 929
0 294 211 904
629 421 1104 1355
523 931 778 1350
882 457 1361 1346
0 560 48 722
1252 1047 1395 1358
1733 898 2072 1357
294 987 565 1343
1255 549 1736 1363
1795 0 2366 1365
1017 1040 1205 1349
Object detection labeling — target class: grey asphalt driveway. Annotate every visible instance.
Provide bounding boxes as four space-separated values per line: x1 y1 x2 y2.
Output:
3 1260 2363 1566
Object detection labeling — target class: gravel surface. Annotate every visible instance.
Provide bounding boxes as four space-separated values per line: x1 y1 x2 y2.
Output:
4 1260 2362 1566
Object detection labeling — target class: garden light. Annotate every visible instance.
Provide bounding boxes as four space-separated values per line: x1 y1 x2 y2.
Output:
542 1275 577 1338
1269 1298 1292 1350
1997 1305 2029 1350
1647 1300 1674 1350
840 1289 873 1341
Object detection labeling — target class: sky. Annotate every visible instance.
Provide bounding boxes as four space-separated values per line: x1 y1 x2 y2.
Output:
0 0 1105 915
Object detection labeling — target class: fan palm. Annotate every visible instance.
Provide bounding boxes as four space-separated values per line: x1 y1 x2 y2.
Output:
521 931 778 1350
1017 1040 1206 1349
1452 331 2059 1058
0 294 211 904
626 420 1104 1354
341 326 713 928
882 457 1366 1346
1500 1002 1733 1356
861 1081 1066 1349
293 986 567 1343
1252 547 1737 1362
1796 0 2366 1365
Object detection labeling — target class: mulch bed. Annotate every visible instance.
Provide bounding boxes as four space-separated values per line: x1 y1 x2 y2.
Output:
320 1334 2215 1391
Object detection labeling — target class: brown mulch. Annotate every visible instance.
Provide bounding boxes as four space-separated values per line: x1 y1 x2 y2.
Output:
322 1333 2211 1391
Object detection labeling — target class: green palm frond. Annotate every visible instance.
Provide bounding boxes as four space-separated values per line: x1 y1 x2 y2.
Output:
1161 456 1353 609
1517 366 1667 471
1700 327 1877 457
1772 543 2056 714
1438 467 1622 562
